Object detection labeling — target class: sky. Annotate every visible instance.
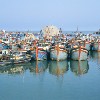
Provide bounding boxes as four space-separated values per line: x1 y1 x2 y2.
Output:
0 0 100 31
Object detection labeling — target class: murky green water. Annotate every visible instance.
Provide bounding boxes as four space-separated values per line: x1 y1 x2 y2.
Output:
0 51 100 100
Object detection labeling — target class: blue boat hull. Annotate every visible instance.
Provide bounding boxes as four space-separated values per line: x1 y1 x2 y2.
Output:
32 50 47 60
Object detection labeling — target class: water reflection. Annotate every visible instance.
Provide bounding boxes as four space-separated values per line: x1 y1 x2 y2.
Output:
89 51 100 61
29 61 48 73
89 51 100 69
49 60 68 76
0 63 29 74
70 60 89 76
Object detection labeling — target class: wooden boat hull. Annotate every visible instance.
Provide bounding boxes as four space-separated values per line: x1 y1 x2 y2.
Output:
32 50 47 60
70 60 89 75
13 60 29 64
10 55 30 64
0 61 7 66
0 60 11 66
71 48 88 60
50 50 67 61
49 60 68 76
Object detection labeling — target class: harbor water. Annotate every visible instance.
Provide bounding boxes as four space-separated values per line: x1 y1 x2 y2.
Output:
0 51 100 100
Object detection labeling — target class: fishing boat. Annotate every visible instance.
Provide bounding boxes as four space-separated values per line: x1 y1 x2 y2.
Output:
71 46 88 60
49 60 68 76
10 50 30 64
0 55 12 66
50 43 68 61
92 40 100 51
84 40 91 50
70 60 89 76
0 43 10 58
31 45 47 61
0 60 11 66
31 39 50 61
93 29 100 34
0 61 5 66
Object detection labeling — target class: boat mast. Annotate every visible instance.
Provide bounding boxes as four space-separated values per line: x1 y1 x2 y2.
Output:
77 26 78 33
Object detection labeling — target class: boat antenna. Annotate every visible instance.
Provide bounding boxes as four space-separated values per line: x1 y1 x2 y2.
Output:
77 26 78 33
59 28 62 34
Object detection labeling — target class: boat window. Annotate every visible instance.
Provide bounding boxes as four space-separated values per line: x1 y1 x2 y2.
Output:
3 39 6 41
22 52 26 55
5 51 6 54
